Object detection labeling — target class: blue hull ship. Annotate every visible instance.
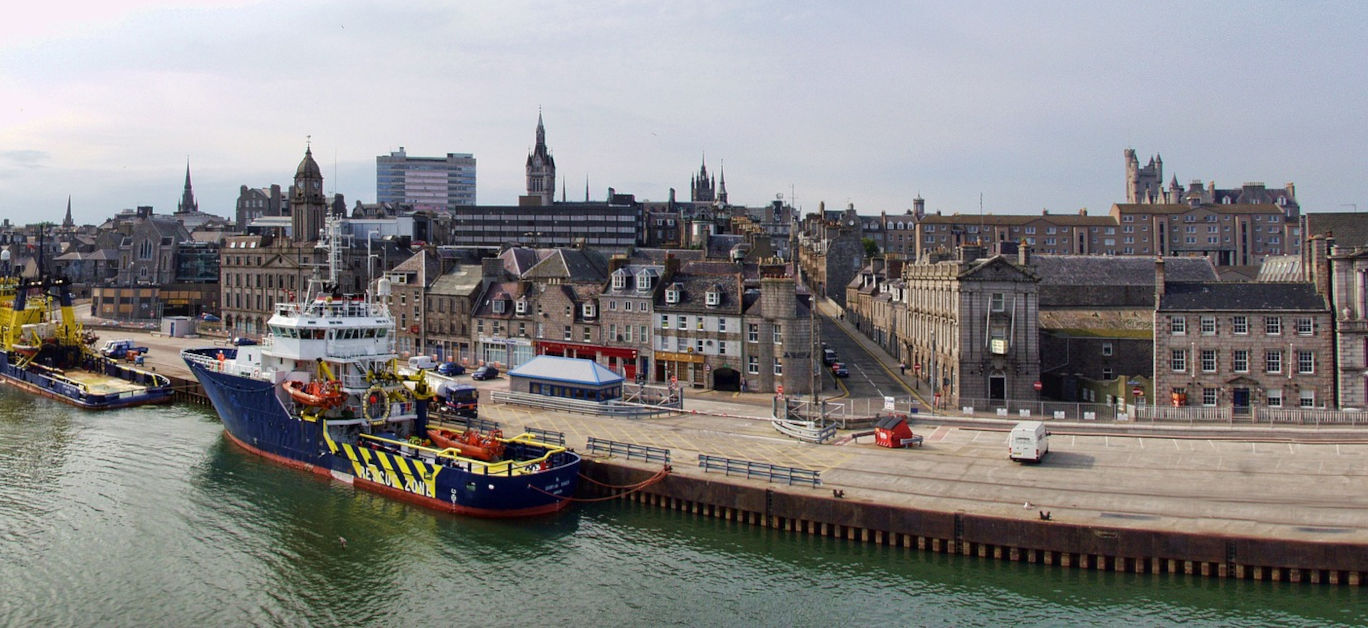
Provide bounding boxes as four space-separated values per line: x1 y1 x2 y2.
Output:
0 273 172 411
182 219 577 517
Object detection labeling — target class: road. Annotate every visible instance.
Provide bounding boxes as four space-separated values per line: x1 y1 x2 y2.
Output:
816 312 915 402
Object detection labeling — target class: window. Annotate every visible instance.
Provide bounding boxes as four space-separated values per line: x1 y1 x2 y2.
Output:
1299 389 1315 408
582 303 596 318
1201 349 1216 372
1102 367 1113 380
1265 316 1282 335
1296 317 1313 335
677 315 686 329
1232 316 1248 334
515 298 527 315
773 358 782 375
1170 349 1186 372
1267 389 1283 408
696 317 704 330
660 315 669 329
747 323 758 343
609 300 617 311
1102 342 1113 357
696 339 704 353
492 299 505 314
1170 316 1186 335
583 326 591 342
718 318 727 332
563 325 572 340
477 320 484 334
1202 387 1218 407
612 271 628 290
1200 316 1216 335
1265 350 1282 374
665 285 680 304
1233 349 1249 373
705 289 720 307
990 293 1005 312
747 356 758 374
1298 350 1314 374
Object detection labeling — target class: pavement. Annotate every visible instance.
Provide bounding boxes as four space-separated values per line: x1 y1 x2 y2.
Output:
92 318 1368 545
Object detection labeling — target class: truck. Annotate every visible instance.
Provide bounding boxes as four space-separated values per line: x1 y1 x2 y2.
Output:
1008 420 1049 463
100 339 150 360
407 355 439 371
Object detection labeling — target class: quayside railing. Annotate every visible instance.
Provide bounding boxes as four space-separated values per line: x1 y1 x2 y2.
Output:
697 454 821 487
586 437 671 464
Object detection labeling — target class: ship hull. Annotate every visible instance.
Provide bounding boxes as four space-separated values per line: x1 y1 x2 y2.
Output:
0 351 174 410
186 351 578 518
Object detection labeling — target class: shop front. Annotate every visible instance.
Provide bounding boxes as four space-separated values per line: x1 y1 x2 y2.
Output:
477 336 535 369
536 340 640 380
654 350 705 388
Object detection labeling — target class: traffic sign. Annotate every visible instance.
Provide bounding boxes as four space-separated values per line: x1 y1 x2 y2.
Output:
913 363 921 372
776 384 784 395
1033 381 1043 392
1132 386 1143 397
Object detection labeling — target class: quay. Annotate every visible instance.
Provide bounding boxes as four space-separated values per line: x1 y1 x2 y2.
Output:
108 326 1368 586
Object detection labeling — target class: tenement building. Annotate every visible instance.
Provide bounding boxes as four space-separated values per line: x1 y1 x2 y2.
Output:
1153 260 1332 412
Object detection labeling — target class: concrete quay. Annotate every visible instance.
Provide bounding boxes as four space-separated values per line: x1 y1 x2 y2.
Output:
105 325 1368 584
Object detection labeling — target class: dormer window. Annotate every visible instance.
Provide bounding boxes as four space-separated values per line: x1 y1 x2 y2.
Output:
665 284 681 305
515 297 528 315
636 269 657 293
582 302 596 319
612 269 629 290
492 299 506 314
705 287 721 307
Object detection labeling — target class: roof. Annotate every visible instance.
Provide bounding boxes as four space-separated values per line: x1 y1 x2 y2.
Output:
1111 203 1283 215
508 355 624 386
1158 281 1327 312
1033 255 1217 286
1254 256 1302 282
1306 212 1368 248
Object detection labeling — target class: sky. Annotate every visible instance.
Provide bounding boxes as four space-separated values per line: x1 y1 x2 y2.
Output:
2 1 1367 227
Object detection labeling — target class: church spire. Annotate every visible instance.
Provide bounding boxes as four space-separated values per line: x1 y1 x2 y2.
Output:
717 161 728 205
524 109 555 205
177 159 198 214
62 196 74 228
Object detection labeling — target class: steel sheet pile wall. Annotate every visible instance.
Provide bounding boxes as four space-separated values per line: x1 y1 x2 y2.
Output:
581 460 1368 586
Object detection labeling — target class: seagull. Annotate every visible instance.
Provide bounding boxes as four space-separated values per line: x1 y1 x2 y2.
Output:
338 536 348 549
1023 501 1033 509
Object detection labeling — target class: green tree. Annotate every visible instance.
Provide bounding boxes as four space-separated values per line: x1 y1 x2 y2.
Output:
862 238 880 259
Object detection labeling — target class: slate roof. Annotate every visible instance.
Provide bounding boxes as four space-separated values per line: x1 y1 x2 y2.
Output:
1033 255 1217 286
1111 203 1283 215
1306 212 1368 247
508 355 624 386
1158 281 1327 312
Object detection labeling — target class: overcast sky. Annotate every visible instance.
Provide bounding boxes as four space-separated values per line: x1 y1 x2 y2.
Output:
3 1 1367 226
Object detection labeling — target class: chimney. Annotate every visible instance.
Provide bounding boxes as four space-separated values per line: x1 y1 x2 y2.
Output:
609 254 628 274
1309 235 1333 299
664 253 680 280
1154 257 1166 306
1017 241 1031 266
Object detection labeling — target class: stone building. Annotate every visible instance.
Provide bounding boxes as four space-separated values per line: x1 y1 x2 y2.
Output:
795 205 864 306
901 246 1039 405
1153 261 1332 412
1305 217 1368 408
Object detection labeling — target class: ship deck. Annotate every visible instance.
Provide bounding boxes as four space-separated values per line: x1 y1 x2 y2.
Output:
61 369 153 394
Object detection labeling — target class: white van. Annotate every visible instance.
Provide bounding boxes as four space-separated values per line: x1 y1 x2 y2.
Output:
407 356 439 371
1008 421 1049 462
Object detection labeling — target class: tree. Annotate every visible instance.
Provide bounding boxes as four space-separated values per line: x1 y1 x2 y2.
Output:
861 238 880 259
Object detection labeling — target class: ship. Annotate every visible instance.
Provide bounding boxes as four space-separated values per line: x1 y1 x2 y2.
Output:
0 252 173 410
181 219 579 517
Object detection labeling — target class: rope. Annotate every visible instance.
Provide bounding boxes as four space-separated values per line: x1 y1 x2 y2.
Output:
528 466 671 503
576 469 670 489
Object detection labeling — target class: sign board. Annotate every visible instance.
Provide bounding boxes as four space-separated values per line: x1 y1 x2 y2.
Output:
670 375 678 385
1032 380 1043 392
883 396 895 411
776 384 784 395
1132 386 1143 397
990 339 1008 355
913 363 921 372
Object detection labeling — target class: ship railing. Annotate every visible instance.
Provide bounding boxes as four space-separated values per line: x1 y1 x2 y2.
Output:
359 432 565 476
697 454 822 487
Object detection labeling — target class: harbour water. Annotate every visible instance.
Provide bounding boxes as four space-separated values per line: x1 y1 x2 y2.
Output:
0 390 1364 626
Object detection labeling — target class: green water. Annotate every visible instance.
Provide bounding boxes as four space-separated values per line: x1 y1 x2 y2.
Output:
0 389 1363 626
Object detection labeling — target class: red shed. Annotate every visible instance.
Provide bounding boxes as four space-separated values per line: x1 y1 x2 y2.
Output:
874 415 921 448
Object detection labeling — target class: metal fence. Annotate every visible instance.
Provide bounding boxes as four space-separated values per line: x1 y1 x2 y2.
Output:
523 426 566 446
697 454 821 487
771 418 837 443
433 414 502 433
586 436 671 464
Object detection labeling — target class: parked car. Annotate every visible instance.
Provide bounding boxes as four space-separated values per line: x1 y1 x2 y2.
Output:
436 361 465 376
230 337 258 346
822 349 839 366
471 365 499 381
830 362 849 377
199 313 221 322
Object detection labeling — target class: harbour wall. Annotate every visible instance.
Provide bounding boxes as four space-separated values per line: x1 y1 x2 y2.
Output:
581 459 1368 587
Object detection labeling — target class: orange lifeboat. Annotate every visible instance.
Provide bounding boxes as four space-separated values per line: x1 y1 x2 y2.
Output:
427 428 505 461
283 379 347 409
